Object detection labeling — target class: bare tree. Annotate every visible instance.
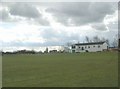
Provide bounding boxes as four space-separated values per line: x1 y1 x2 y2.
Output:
65 42 73 53
106 39 110 47
44 47 48 53
112 34 118 48
100 37 110 46
85 36 90 43
93 36 101 42
101 37 106 41
66 42 72 47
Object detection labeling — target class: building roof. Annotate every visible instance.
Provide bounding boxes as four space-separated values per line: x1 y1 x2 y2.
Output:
74 41 105 46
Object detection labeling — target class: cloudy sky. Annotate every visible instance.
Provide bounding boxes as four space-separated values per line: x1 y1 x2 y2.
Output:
0 2 118 51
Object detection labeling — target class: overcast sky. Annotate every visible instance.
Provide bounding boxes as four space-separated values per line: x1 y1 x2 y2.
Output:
0 2 118 51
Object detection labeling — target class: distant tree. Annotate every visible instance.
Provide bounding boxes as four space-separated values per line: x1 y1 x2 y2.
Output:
100 37 110 46
65 42 73 53
105 39 110 47
101 37 106 41
38 51 43 54
66 42 72 47
112 34 118 48
44 47 48 53
85 36 90 43
93 36 101 42
31 50 36 54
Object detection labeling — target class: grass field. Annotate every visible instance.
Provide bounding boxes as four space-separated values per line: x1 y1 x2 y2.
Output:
2 52 118 87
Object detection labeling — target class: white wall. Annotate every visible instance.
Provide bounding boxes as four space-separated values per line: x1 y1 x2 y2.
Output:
86 45 103 52
75 45 103 52
102 43 108 50
71 42 108 53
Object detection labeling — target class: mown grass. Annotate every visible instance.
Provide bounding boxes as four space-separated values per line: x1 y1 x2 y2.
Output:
2 52 118 87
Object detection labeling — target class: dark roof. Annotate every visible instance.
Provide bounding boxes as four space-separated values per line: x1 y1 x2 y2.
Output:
74 41 105 46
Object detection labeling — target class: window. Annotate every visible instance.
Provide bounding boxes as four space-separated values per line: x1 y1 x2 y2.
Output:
88 46 90 48
72 45 75 49
72 50 75 53
98 45 100 48
85 46 87 48
93 45 95 47
79 46 81 48
82 47 84 50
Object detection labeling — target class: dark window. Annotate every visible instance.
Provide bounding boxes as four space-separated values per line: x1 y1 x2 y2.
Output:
72 45 75 49
72 50 75 53
88 46 90 48
82 47 84 50
79 46 81 48
85 46 87 48
98 45 100 48
93 45 95 47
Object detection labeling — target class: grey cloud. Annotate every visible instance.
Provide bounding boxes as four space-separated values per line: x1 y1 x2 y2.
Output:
1 3 50 25
107 22 118 31
91 23 107 31
9 3 40 18
34 18 50 26
1 2 117 27
40 28 82 45
46 2 116 28
0 9 10 21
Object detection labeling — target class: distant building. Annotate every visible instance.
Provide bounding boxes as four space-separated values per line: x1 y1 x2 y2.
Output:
70 41 108 53
49 50 58 53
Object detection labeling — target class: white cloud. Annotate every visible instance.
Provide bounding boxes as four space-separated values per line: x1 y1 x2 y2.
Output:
0 22 44 43
104 10 118 24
